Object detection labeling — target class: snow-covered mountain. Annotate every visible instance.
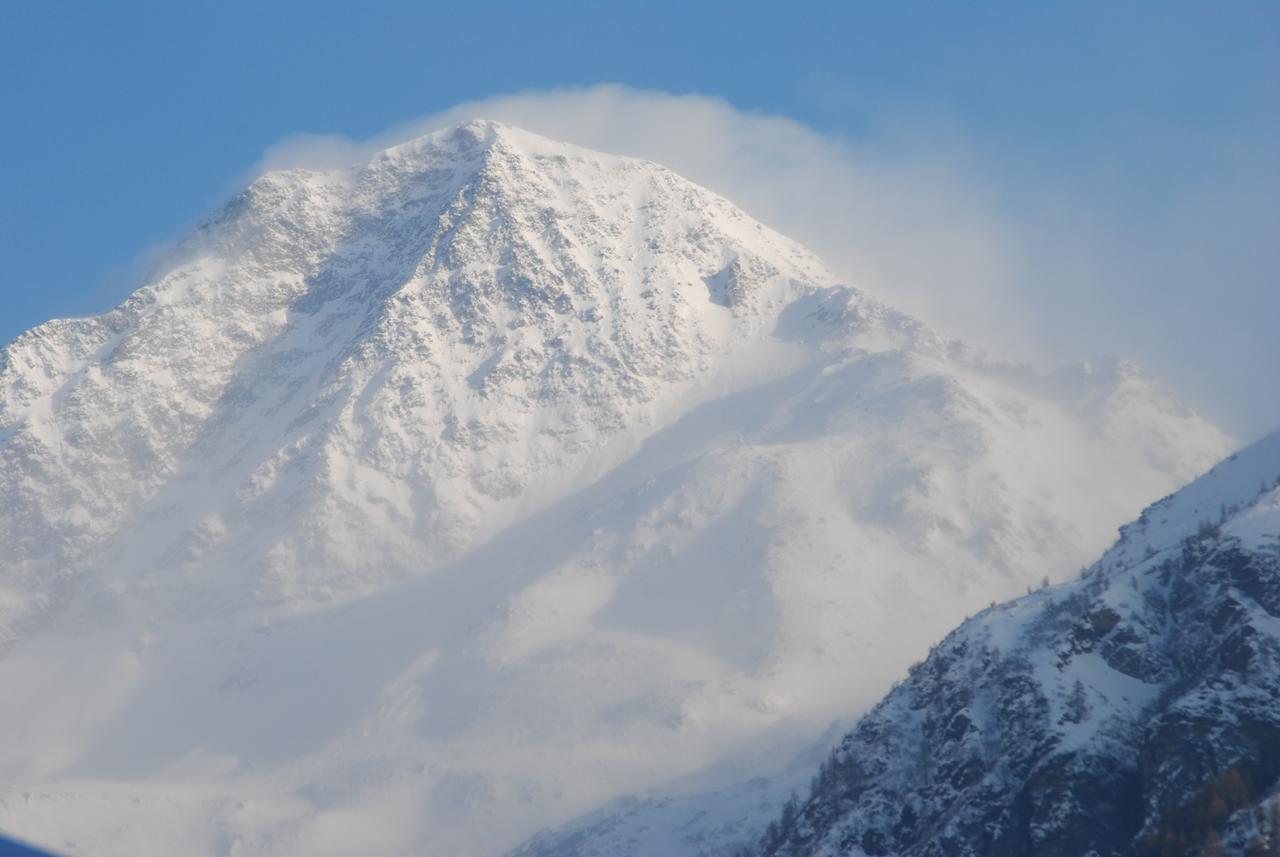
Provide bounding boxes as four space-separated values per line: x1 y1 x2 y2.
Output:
0 121 1233 857
745 430 1280 857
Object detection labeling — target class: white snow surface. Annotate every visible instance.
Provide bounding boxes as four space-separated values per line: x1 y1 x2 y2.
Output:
0 121 1234 857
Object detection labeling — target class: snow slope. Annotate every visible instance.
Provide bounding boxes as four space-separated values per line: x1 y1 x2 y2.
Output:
0 121 1232 856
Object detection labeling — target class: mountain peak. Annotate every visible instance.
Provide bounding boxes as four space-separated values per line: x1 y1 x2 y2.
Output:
375 118 535 172
382 118 611 163
237 118 627 198
219 120 605 248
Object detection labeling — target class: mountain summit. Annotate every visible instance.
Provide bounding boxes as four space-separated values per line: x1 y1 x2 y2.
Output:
0 122 1233 856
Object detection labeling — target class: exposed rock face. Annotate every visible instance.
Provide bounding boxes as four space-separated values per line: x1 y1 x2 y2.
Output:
756 432 1280 857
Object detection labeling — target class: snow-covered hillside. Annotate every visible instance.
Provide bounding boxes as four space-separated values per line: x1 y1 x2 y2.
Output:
0 121 1233 856
748 431 1280 856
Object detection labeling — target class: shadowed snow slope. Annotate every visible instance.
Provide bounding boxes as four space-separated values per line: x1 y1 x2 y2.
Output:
0 122 1233 857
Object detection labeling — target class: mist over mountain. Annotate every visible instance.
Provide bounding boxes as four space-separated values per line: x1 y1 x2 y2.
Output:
0 122 1234 856
746 431 1280 857
533 435 1280 857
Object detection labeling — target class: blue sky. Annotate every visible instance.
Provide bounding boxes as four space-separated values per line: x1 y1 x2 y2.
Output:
1 1 1277 434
